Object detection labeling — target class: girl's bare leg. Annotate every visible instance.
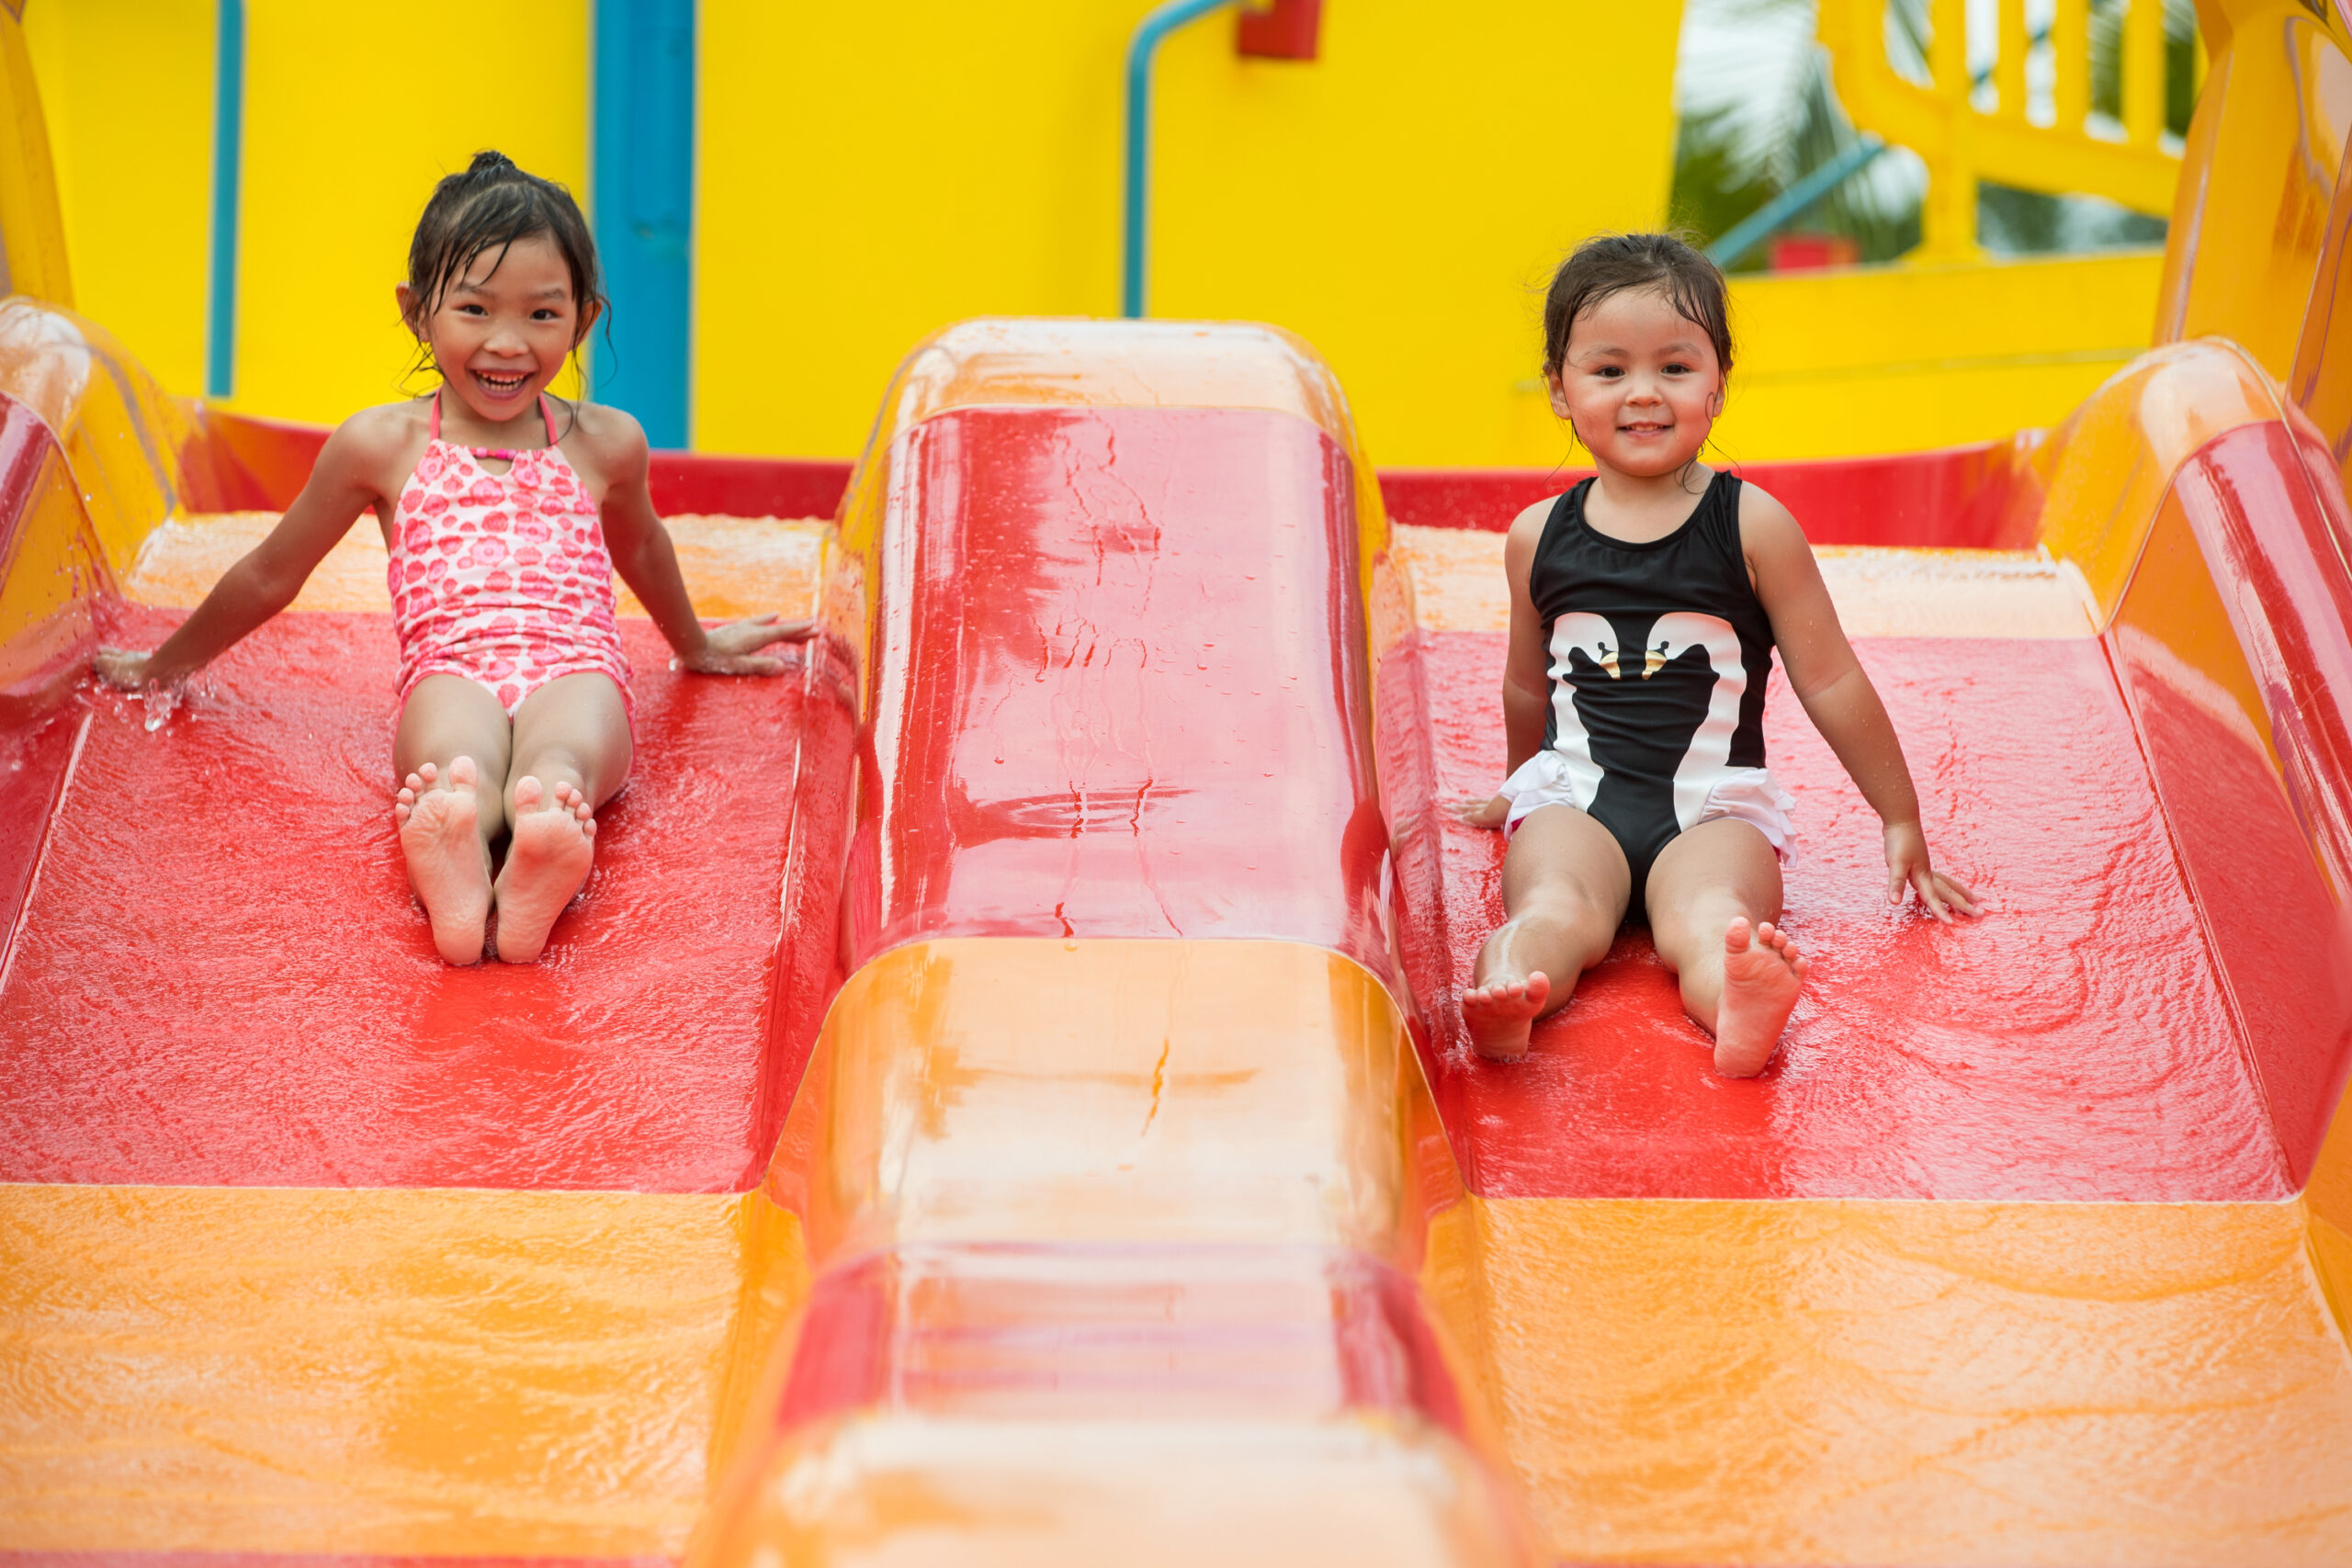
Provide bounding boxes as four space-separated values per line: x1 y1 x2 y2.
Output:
493 672 633 963
392 674 514 964
1463 803 1631 1061
1645 818 1806 1077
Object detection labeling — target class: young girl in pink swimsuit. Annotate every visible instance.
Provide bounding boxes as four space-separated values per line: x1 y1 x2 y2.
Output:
97 152 805 964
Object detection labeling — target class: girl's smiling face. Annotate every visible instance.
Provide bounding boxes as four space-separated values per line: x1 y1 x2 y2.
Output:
1547 286 1724 478
398 234 586 431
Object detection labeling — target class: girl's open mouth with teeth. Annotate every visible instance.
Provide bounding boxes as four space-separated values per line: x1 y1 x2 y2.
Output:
472 368 531 398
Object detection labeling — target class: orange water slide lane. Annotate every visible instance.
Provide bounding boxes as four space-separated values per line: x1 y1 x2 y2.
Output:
692 319 1538 1563
0 317 1536 1564
6 305 2352 1568
0 296 859 1558
10 320 2352 1562
1381 338 2352 1562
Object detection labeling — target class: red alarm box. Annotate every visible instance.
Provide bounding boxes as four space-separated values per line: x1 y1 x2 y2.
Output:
1238 0 1321 60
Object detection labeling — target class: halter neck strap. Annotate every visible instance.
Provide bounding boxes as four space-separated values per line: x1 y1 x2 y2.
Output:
429 389 562 454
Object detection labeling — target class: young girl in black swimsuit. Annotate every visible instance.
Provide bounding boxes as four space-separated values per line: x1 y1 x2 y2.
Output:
1455 233 1977 1075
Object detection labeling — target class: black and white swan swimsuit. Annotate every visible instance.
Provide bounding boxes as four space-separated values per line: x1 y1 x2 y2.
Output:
1498 469 1795 921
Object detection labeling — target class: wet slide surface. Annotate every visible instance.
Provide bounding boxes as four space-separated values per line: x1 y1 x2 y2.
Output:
847 404 1385 970
6 346 2352 1563
1385 532 2290 1201
1 597 815 1193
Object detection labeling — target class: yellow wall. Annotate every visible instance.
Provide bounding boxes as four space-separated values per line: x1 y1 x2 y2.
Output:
21 0 2169 467
27 0 585 425
1707 250 2168 462
232 0 587 421
20 0 207 376
696 0 1681 467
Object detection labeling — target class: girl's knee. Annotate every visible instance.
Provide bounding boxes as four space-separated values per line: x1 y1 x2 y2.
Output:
509 742 586 784
1518 884 1619 941
1651 892 1758 958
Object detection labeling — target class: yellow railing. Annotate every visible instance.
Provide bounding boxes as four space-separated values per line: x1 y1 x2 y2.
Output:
1815 0 2187 259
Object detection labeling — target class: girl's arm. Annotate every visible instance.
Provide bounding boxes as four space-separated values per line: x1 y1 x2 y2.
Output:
1457 499 1556 827
1743 486 1978 921
583 408 811 675
96 414 401 689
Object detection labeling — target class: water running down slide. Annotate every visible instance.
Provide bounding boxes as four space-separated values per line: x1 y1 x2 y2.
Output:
6 308 2352 1563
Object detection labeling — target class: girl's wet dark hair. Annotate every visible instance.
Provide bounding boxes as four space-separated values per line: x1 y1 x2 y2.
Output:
1541 231 1733 383
402 150 605 344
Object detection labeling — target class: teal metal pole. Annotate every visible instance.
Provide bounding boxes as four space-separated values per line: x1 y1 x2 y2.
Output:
207 0 244 398
1125 0 1242 318
1707 135 1889 272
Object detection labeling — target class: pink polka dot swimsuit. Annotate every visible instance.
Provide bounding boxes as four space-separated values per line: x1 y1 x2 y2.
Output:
388 392 632 718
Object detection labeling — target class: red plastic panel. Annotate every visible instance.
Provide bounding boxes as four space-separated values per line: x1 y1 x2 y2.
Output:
1378 629 2288 1201
0 404 103 955
175 412 331 513
177 411 857 521
844 406 1388 973
2112 421 2352 1185
775 1243 1464 1436
175 414 2035 550
0 609 853 1192
2287 122 2352 510
647 453 853 521
1377 442 2037 547
0 705 80 955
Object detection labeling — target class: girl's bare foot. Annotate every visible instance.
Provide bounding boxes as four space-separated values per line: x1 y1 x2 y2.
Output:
1713 918 1806 1077
492 776 596 963
395 758 492 964
1463 969 1552 1063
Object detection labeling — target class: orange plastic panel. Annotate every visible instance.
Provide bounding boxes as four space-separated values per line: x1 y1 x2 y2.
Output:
768 1244 1469 1430
2030 339 2279 621
1430 1195 2352 1565
2290 88 2352 508
0 10 73 307
0 298 192 577
768 939 1413 1269
2158 4 2352 378
693 1414 1533 1568
0 404 105 708
0 395 107 967
0 1184 807 1557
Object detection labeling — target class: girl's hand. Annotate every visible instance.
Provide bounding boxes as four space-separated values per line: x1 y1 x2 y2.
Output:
1453 793 1510 830
1885 819 1979 923
678 615 816 677
94 648 153 689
